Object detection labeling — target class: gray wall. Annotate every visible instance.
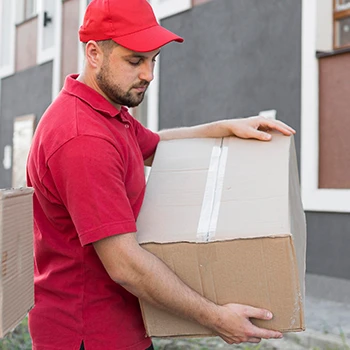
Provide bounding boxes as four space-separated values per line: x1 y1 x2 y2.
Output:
306 212 350 280
159 0 301 161
0 61 53 188
159 0 350 284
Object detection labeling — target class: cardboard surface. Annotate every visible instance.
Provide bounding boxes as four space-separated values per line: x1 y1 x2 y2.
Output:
137 134 306 337
0 187 34 338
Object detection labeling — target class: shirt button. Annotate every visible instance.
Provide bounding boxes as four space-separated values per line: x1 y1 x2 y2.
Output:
125 124 129 128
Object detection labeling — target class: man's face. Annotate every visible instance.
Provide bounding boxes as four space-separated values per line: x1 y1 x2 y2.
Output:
95 45 160 108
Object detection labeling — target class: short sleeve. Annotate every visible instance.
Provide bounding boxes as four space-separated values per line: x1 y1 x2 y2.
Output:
47 135 137 245
129 116 160 160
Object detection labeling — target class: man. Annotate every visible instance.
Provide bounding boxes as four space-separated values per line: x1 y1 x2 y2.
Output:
26 0 295 349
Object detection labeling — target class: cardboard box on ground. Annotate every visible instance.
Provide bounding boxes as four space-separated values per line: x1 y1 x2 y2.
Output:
0 188 34 338
137 132 306 337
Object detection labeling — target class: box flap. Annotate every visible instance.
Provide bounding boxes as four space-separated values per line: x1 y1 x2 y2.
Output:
288 137 307 305
141 236 304 336
137 134 292 244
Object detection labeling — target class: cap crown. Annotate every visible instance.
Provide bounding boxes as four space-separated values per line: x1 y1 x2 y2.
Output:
79 0 158 42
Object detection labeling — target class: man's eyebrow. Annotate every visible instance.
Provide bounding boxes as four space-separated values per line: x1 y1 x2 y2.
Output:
123 51 161 60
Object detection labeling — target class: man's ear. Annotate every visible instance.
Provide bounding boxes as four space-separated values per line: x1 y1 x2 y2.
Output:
85 40 103 69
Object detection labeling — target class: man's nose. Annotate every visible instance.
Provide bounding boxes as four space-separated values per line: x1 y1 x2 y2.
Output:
139 63 154 83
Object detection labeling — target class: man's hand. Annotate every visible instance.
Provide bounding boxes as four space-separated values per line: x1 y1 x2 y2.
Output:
222 116 295 141
211 303 283 344
158 116 295 142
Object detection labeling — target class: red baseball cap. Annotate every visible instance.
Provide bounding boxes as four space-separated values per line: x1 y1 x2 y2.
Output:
79 0 184 52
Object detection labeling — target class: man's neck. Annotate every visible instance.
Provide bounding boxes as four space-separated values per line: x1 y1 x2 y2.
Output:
76 72 122 110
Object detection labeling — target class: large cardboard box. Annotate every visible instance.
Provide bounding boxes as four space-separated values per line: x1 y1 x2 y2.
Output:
137 133 306 337
0 188 34 337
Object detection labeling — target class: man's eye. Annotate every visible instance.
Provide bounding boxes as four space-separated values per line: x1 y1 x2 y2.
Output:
129 60 142 66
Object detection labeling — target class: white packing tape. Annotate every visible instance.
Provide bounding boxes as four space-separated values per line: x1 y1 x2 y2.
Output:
197 140 228 242
208 145 228 240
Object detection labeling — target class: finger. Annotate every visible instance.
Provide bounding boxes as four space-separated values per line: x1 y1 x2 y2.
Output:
264 123 293 136
248 325 283 340
249 129 272 141
256 117 295 132
243 306 274 320
278 120 296 133
258 118 296 135
246 337 262 343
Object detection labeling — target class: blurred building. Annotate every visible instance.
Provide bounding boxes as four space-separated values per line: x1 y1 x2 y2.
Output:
0 0 350 302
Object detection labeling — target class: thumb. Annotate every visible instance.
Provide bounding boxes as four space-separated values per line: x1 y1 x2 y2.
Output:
253 129 272 141
244 306 274 320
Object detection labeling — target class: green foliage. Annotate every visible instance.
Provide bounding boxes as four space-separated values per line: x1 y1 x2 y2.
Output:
338 327 350 350
0 317 31 350
241 343 263 350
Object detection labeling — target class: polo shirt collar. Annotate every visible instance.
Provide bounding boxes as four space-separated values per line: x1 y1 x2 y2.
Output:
63 74 129 122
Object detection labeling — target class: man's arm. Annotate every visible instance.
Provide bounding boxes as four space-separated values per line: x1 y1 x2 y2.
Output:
93 232 283 344
144 154 155 167
143 116 294 167
158 116 295 141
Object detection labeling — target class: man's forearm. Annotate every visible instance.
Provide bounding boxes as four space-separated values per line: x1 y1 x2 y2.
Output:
94 233 220 331
157 116 295 142
158 120 229 141
94 233 283 343
125 245 219 328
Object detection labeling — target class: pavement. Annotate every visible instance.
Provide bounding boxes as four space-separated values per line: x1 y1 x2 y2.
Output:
263 295 350 349
294 295 350 349
153 296 350 349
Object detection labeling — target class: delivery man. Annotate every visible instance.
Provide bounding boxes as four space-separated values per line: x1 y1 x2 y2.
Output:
26 0 295 349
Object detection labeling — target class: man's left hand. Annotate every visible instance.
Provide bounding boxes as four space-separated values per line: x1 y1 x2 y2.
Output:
223 116 295 141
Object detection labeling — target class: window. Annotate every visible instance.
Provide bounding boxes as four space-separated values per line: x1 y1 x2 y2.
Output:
35 0 62 98
16 0 37 23
150 0 191 20
334 0 350 48
0 0 16 77
37 0 59 63
302 0 350 212
78 0 93 72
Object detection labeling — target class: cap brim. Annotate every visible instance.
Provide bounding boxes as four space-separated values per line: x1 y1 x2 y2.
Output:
112 25 183 52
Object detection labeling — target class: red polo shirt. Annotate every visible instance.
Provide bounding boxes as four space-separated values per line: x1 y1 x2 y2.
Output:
27 74 159 350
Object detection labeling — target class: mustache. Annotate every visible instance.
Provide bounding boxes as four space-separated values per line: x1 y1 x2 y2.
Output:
132 81 149 89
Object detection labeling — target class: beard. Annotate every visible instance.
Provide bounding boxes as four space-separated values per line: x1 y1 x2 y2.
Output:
96 61 149 108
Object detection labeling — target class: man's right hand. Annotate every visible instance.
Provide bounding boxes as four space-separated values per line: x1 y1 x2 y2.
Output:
211 303 283 344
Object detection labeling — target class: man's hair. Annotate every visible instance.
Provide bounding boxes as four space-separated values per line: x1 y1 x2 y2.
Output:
82 40 119 57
